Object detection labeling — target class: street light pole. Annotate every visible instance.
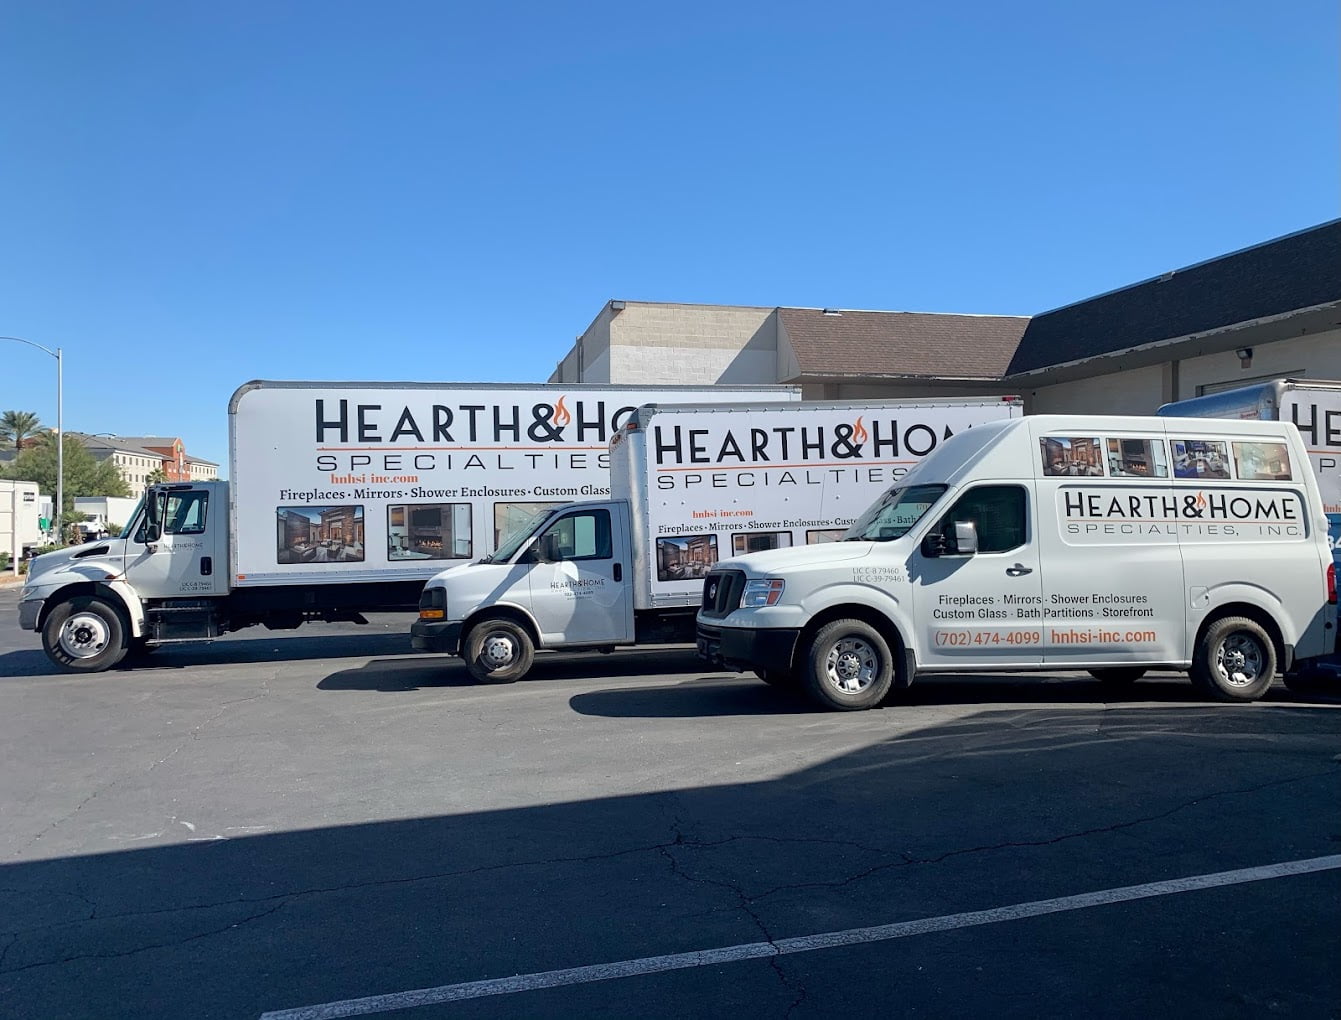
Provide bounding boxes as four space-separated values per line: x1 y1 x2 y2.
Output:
0 336 63 545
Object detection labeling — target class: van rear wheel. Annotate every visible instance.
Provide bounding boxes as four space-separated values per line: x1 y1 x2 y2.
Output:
463 619 534 684
1191 616 1275 701
804 619 893 711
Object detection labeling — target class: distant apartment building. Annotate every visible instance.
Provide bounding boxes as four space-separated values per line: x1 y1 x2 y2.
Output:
75 434 219 494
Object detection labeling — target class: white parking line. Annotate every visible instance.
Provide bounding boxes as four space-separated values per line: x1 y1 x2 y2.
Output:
260 854 1341 1020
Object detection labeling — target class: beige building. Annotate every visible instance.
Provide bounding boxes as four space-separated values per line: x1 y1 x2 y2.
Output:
550 220 1341 414
76 435 219 495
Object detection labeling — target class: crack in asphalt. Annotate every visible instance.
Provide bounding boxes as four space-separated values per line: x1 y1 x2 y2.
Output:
658 818 808 1016
0 767 1332 978
0 902 286 976
11 673 273 859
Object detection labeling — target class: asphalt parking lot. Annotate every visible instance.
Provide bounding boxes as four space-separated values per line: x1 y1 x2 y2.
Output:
1 581 1339 1019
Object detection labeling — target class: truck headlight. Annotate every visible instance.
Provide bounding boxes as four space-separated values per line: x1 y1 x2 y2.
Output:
419 585 446 620
741 578 785 608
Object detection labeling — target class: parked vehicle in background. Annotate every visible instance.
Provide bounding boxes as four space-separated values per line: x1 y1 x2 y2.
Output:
16 380 797 672
411 397 1023 682
697 414 1338 711
1 480 42 572
1158 378 1341 570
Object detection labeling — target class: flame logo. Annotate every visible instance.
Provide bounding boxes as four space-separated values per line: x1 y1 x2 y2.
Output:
554 395 571 428
1195 491 1207 508
852 416 868 444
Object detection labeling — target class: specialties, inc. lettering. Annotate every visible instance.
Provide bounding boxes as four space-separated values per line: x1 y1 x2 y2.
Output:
1062 487 1303 539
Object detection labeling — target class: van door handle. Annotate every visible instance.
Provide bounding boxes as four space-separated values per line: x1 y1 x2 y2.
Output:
613 563 622 582
1005 563 1033 576
201 556 213 576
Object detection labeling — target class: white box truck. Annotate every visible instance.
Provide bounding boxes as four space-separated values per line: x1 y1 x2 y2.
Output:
17 381 797 671
2 480 43 574
410 397 1023 681
1158 379 1341 569
697 414 1338 710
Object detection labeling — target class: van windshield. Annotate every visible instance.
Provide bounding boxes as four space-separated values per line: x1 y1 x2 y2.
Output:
844 484 947 542
485 507 560 563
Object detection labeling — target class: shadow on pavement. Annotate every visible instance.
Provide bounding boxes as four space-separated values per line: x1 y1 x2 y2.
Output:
317 646 708 693
0 705 1337 1020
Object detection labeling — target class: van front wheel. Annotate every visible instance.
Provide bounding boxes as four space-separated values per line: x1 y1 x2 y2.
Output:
804 620 893 711
463 619 534 684
1191 616 1276 701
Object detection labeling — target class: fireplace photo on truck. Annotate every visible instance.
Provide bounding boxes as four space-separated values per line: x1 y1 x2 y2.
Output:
387 503 473 560
276 505 365 563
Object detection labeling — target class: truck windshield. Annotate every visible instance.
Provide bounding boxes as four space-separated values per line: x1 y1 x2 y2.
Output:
117 495 147 539
485 507 559 563
844 484 947 542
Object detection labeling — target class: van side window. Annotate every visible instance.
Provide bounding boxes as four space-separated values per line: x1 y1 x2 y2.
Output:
938 486 1027 554
1233 441 1292 481
1040 437 1104 476
1106 438 1168 477
538 509 612 562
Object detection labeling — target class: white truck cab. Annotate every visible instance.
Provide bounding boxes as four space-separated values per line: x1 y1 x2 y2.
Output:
697 415 1338 710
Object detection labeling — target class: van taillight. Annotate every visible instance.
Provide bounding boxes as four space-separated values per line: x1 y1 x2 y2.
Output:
1328 563 1337 605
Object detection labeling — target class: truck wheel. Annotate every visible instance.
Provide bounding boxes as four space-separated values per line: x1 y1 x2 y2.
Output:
1190 616 1276 701
464 619 534 683
1088 667 1145 686
804 619 893 711
42 596 129 673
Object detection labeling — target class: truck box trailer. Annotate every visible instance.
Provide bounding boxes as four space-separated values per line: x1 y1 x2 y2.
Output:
410 396 1023 681
697 414 1338 711
1158 378 1341 567
17 380 798 671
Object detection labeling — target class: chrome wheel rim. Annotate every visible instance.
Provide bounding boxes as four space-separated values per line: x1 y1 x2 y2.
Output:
60 612 111 660
481 633 517 669
1215 632 1265 687
823 636 878 694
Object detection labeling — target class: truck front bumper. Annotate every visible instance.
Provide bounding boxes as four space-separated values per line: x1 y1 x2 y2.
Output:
410 619 464 654
18 594 44 631
697 622 799 674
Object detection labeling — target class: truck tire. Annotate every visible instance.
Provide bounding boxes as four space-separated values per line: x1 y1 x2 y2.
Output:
804 619 893 711
1088 667 1145 686
42 596 129 673
1190 616 1276 701
463 619 534 684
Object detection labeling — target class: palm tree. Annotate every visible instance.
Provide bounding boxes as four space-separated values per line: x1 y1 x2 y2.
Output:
0 410 43 450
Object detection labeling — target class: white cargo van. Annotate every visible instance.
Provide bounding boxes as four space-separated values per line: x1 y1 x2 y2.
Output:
411 397 1022 681
697 414 1338 710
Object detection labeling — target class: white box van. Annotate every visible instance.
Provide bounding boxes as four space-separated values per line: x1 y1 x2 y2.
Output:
696 415 1338 710
411 397 1021 681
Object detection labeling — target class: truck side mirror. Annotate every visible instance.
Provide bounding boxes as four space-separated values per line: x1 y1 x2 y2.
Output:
953 521 979 555
143 488 165 545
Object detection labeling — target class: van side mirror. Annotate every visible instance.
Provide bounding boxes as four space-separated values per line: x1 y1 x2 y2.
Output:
953 521 978 555
920 532 947 558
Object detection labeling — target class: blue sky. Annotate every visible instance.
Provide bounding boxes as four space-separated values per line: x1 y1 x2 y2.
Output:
1 1 1337 471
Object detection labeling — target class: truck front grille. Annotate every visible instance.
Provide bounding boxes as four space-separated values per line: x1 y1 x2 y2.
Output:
701 570 745 618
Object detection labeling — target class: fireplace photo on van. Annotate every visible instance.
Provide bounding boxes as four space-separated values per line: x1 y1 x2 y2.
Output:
276 506 365 563
656 534 719 582
387 503 473 560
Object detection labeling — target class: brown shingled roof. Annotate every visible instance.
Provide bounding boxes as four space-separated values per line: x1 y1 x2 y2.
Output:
778 308 1029 380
